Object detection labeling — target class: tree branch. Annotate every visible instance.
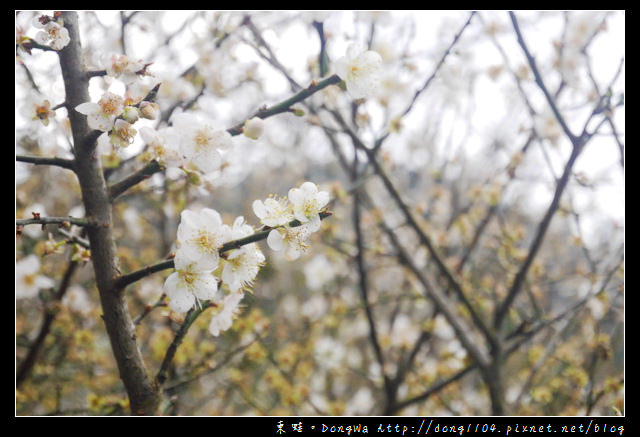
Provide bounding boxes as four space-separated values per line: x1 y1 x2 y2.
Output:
373 12 476 153
57 11 160 415
327 107 496 348
17 216 90 228
508 12 577 142
226 74 341 136
156 304 209 385
16 154 75 170
114 211 333 289
109 75 341 201
350 149 394 412
108 160 162 201
493 12 594 331
16 260 78 387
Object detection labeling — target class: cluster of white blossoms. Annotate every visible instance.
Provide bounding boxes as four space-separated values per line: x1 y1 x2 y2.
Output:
74 53 159 154
138 112 242 183
163 207 264 336
163 181 329 337
32 14 70 51
253 181 330 261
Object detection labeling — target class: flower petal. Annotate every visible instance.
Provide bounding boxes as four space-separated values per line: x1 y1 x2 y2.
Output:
164 273 195 313
267 229 283 251
75 102 99 115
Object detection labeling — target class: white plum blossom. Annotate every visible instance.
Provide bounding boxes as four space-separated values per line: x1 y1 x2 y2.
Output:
163 250 220 313
534 109 563 144
266 222 315 261
16 255 55 299
314 336 346 370
33 19 70 51
334 43 382 99
432 314 456 340
252 196 293 228
21 95 56 127
172 112 232 175
139 126 183 168
109 119 137 148
75 92 125 132
288 181 330 232
102 53 146 84
252 182 329 260
303 254 335 291
176 207 231 269
62 285 93 316
390 314 420 349
221 217 265 292
208 290 244 336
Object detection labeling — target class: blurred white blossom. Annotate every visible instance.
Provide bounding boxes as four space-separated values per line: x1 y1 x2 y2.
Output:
208 290 244 336
33 19 70 50
16 255 55 299
172 112 233 175
303 254 335 290
334 43 383 99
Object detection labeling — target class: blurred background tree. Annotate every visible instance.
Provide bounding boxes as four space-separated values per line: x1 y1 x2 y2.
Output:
16 10 623 416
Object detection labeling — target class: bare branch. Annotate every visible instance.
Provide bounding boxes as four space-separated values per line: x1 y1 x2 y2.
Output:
16 215 91 228
508 12 577 143
156 304 210 385
327 107 496 348
16 154 75 171
16 260 79 387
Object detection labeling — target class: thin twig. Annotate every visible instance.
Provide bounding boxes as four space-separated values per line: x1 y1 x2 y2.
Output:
327 107 495 347
493 12 597 331
16 260 79 387
133 294 167 326
508 12 576 143
374 11 476 153
156 304 209 385
17 216 91 228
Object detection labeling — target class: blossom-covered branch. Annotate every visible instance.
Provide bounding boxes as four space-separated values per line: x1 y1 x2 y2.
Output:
115 208 332 290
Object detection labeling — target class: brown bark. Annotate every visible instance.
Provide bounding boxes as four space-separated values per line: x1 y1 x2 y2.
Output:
57 11 160 415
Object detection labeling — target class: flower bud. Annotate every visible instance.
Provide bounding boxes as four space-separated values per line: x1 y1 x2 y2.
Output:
243 117 264 140
139 101 160 120
291 107 305 117
122 106 140 123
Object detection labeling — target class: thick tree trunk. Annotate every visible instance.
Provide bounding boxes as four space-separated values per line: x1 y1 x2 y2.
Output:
58 11 161 415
